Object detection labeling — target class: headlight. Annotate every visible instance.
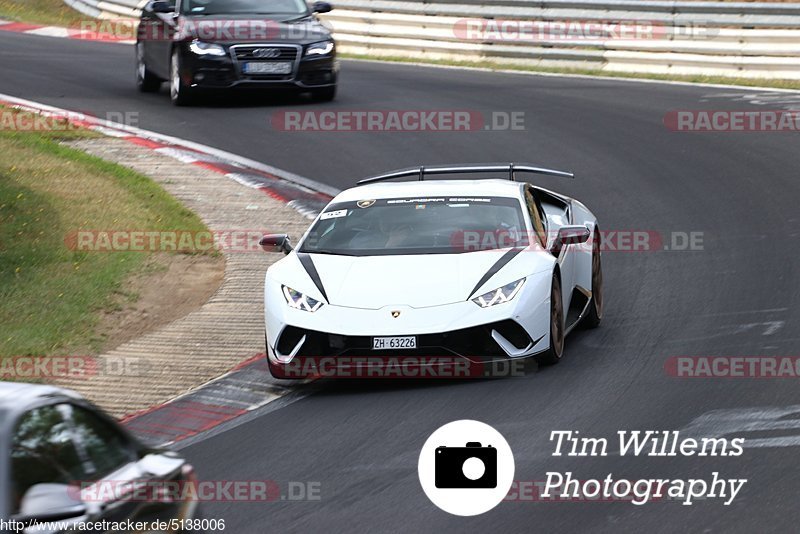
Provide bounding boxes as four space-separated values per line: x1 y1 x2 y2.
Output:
282 285 323 312
472 279 525 308
305 40 334 56
189 39 226 56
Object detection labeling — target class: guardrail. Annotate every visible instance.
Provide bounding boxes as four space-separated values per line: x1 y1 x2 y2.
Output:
62 0 800 79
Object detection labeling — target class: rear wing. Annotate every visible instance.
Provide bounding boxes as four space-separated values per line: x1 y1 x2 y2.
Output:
357 163 574 185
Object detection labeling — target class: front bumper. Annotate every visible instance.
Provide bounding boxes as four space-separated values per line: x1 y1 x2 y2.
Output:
265 281 552 378
178 42 338 90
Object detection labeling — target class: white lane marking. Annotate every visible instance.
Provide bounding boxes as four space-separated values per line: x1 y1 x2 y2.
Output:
702 92 800 111
730 321 785 336
683 405 800 448
349 57 800 95
665 320 786 343
762 321 784 336
699 307 789 317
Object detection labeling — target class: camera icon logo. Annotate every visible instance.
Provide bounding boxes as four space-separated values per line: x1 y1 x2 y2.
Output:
419 420 514 516
435 442 497 489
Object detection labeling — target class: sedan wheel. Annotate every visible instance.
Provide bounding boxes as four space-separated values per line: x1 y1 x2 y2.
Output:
170 51 194 106
136 43 161 93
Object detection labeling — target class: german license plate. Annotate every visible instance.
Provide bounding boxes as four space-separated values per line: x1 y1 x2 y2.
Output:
243 61 292 75
372 336 417 350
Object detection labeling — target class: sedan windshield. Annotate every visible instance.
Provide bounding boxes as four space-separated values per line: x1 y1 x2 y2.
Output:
299 196 529 256
182 0 308 15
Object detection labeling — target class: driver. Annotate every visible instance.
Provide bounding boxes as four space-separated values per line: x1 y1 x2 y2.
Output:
380 216 414 249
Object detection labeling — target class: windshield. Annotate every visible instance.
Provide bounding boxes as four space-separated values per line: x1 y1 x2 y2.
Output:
181 0 308 15
299 196 529 256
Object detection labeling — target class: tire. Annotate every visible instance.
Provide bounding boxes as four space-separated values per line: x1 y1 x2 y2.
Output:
170 50 195 106
537 273 565 366
582 229 603 329
310 85 336 102
136 42 161 93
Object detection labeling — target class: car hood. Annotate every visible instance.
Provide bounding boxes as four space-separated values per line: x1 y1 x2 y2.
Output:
177 15 331 45
270 249 553 309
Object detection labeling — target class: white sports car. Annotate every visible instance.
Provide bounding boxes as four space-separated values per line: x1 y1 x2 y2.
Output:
261 164 602 378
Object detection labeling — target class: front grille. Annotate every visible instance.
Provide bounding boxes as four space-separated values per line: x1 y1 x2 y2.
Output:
233 46 298 61
276 321 531 360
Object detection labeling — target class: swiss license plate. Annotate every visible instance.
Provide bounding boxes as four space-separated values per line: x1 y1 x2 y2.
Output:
243 61 292 75
372 336 417 350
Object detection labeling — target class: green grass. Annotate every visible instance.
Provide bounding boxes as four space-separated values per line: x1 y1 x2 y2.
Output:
343 53 800 91
0 109 210 357
0 0 87 27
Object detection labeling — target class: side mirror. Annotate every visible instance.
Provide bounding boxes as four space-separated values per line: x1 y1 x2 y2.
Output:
149 0 175 13
551 225 590 255
260 234 293 254
312 1 333 14
14 483 88 523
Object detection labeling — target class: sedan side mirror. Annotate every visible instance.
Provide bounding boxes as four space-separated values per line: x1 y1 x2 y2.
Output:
312 1 333 14
149 0 175 13
551 225 590 256
260 234 293 254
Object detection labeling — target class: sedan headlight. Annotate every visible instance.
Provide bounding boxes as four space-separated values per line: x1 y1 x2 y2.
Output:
305 40 334 56
189 39 226 56
472 279 525 308
282 285 323 312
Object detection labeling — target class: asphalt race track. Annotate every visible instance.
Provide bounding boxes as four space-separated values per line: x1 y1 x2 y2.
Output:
2 31 800 532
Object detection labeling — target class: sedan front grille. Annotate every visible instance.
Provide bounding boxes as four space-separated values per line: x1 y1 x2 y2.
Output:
233 46 298 61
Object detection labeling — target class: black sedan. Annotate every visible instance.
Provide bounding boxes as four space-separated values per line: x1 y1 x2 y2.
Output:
136 0 338 105
0 382 196 531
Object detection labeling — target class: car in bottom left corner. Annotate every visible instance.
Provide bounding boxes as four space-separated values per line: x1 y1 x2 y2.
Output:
0 382 197 533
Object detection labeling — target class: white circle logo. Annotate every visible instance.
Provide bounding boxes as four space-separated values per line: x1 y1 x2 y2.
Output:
418 420 515 516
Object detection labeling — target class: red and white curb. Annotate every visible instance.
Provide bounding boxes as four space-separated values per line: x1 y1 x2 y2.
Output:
0 92 338 219
121 355 314 447
0 18 135 44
